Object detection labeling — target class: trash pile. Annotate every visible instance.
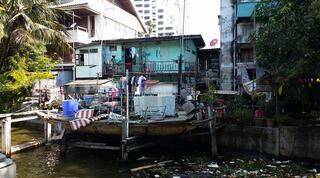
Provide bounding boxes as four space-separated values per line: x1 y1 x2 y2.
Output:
131 155 319 178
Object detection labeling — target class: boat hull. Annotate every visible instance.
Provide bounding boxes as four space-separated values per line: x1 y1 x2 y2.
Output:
49 118 211 136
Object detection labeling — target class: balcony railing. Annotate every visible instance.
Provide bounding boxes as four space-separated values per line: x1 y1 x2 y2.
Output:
66 26 90 44
103 61 198 75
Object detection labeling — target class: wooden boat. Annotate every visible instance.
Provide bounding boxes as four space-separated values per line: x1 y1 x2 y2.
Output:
48 114 212 137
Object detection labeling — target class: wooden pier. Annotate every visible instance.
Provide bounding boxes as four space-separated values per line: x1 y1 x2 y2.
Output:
0 110 54 157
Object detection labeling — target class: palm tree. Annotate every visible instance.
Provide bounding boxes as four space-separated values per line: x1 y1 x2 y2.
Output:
146 20 156 35
0 0 69 72
0 6 4 39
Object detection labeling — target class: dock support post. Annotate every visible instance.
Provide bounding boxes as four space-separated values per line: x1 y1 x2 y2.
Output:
208 106 218 157
44 119 52 143
121 69 129 160
2 116 11 157
121 120 128 160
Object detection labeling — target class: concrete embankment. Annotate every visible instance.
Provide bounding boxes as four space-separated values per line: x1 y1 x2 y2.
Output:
218 125 320 160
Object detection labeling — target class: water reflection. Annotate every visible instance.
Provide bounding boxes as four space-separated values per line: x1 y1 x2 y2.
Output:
8 127 130 178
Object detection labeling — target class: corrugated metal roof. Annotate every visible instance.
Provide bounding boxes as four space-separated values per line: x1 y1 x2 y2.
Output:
237 2 256 17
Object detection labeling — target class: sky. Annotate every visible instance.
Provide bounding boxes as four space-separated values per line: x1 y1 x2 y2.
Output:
183 0 220 48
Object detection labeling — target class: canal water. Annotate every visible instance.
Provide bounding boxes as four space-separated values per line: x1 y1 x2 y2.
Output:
3 126 320 178
7 126 132 178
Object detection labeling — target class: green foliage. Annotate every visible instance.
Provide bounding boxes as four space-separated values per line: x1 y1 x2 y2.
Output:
0 42 55 112
253 0 320 115
146 20 156 35
253 0 320 85
230 108 253 126
202 84 217 105
0 1 68 112
272 113 290 126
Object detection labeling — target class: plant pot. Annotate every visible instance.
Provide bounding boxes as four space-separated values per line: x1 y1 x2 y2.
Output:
266 118 274 127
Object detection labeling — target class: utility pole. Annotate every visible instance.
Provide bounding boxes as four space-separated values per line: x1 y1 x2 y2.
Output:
177 0 186 105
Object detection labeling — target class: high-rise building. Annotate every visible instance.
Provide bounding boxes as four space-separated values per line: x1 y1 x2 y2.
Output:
133 0 180 37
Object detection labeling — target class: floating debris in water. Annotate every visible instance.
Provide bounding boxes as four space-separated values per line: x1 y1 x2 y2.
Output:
137 156 149 161
207 163 219 168
266 164 277 168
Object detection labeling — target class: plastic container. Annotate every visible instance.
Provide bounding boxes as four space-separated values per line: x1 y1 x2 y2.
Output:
83 95 94 105
62 100 78 118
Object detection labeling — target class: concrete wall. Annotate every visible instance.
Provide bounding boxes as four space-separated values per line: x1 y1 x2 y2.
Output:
218 125 320 160
220 0 235 90
218 125 279 156
279 126 320 160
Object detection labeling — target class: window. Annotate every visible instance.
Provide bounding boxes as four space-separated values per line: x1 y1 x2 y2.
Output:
158 27 163 30
144 16 150 20
144 10 150 13
77 54 84 66
165 27 173 30
158 21 163 25
138 10 143 13
158 33 164 36
144 4 150 7
158 9 163 13
158 15 163 19
136 4 142 7
240 48 254 62
79 49 89 53
89 49 98 53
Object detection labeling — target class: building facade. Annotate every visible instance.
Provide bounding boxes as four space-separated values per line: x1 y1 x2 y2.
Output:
133 0 180 37
72 35 205 97
51 0 147 85
220 0 263 92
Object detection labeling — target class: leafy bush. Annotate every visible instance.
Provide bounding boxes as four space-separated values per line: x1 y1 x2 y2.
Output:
230 108 253 126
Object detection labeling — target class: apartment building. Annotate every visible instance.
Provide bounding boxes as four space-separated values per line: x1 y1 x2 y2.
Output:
133 0 180 37
220 0 263 92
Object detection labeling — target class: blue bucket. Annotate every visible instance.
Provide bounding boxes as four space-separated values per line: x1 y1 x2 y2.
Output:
62 100 78 118
83 95 94 105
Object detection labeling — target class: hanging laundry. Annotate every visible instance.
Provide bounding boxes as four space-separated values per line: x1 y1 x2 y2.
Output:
137 75 146 95
121 76 127 92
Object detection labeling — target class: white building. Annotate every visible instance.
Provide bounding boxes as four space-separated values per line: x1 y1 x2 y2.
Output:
51 0 147 85
133 0 180 37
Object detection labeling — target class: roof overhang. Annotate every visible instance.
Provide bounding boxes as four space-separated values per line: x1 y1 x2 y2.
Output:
97 35 206 48
119 0 147 33
52 2 100 16
65 79 114 86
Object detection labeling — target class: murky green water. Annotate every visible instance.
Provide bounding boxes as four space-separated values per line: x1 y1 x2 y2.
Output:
6 126 131 178
3 126 319 178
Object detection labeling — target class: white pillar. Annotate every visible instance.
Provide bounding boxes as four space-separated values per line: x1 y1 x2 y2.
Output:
2 116 11 157
44 119 52 143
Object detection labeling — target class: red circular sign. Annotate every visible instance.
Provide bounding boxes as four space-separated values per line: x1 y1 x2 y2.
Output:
210 39 218 47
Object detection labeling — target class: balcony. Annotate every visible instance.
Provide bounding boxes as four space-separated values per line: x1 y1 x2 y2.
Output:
237 23 255 43
67 26 90 44
237 62 255 69
103 61 198 76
